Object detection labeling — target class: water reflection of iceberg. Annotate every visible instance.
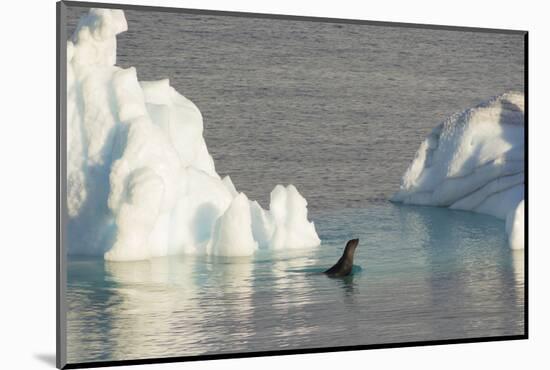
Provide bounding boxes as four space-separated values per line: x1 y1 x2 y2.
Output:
102 256 257 358
394 205 524 338
200 256 255 351
103 258 207 359
66 260 118 362
511 250 524 294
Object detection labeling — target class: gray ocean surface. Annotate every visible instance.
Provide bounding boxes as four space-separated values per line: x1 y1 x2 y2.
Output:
66 7 525 364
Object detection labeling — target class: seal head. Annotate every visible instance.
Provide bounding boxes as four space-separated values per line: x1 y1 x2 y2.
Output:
324 239 359 277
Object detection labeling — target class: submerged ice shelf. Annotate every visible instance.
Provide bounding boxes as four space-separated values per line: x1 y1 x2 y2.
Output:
392 92 525 249
67 9 320 261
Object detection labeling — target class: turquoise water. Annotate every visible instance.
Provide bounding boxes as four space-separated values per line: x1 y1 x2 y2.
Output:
67 204 524 363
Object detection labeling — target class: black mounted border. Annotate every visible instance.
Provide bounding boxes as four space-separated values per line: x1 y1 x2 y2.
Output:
57 1 68 368
56 1 529 369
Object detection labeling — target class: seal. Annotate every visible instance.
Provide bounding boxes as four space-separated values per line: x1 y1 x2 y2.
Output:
324 239 359 277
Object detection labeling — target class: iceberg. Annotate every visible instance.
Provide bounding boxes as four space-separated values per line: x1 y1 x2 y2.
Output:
391 92 525 249
67 9 320 261
506 200 524 250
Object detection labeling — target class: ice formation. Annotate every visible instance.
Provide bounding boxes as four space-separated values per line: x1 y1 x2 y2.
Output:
67 9 320 261
392 92 525 249
506 200 524 250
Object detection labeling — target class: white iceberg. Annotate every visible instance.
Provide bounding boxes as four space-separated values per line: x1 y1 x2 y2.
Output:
506 200 524 250
391 92 525 249
268 184 322 250
207 193 259 257
67 9 320 261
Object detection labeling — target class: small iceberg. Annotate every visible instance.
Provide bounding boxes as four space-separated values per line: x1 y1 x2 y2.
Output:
67 9 320 261
391 92 525 249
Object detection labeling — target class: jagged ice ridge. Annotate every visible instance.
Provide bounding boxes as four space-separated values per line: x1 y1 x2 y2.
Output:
66 9 321 261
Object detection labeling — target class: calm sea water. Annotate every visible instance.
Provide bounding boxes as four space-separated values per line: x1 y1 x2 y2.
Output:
65 6 525 364
67 206 524 363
